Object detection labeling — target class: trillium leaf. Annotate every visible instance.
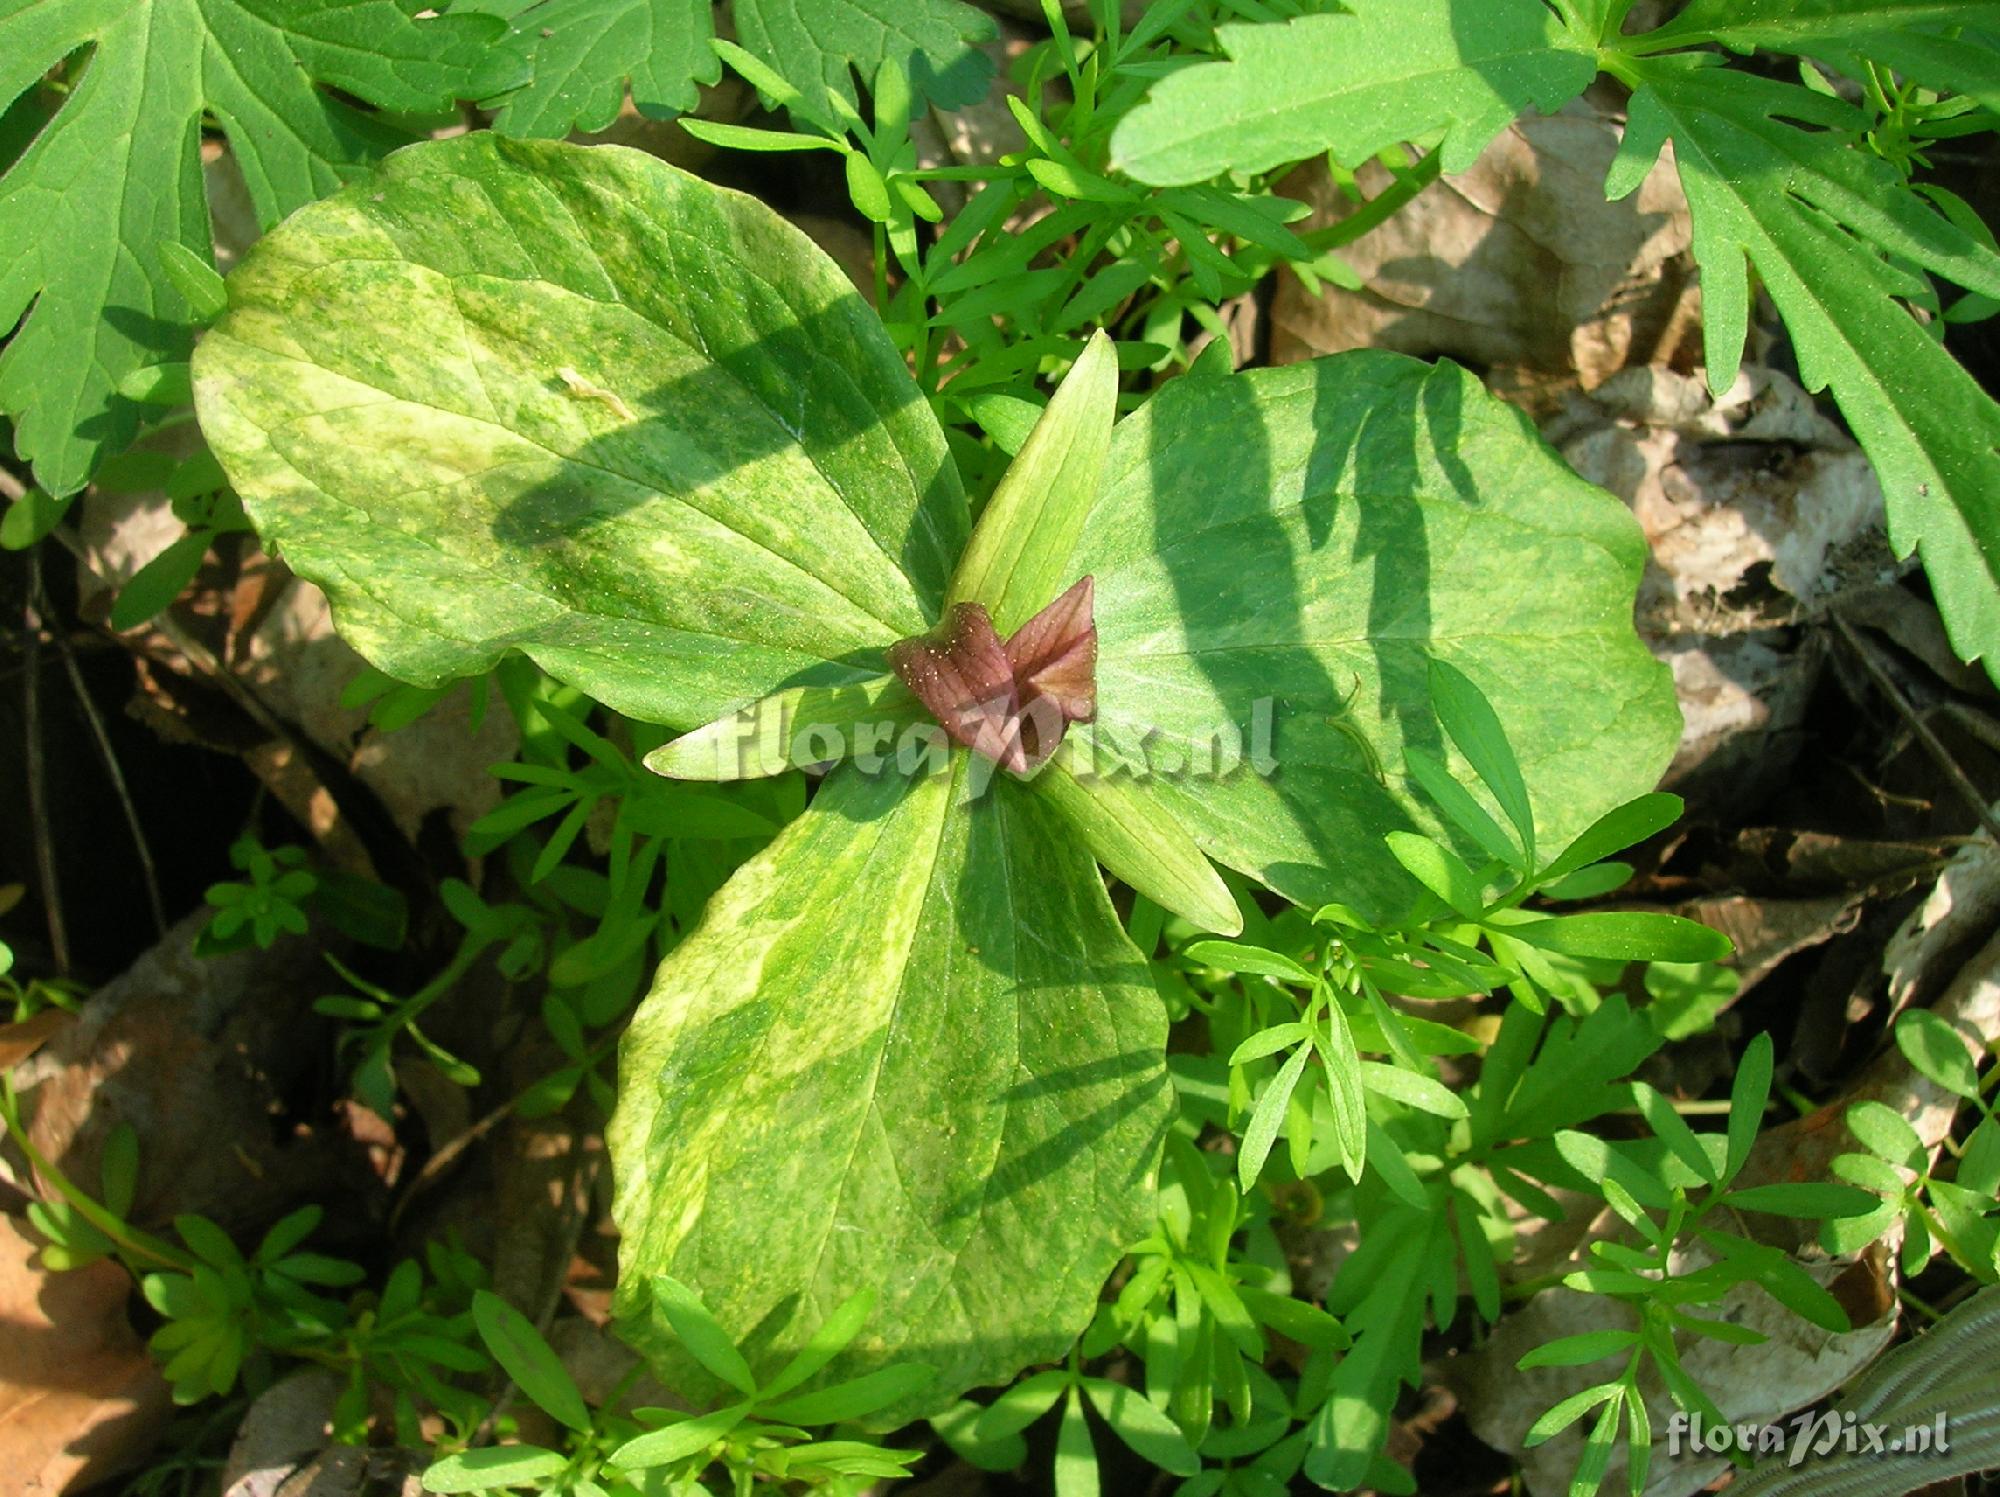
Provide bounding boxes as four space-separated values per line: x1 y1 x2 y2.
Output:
193 134 967 728
1058 355 1678 923
608 760 1171 1416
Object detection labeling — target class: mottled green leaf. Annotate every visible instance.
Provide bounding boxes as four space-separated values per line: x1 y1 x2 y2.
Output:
608 761 1171 1416
0 0 517 497
1054 355 1679 923
194 134 966 727
1109 0 1595 186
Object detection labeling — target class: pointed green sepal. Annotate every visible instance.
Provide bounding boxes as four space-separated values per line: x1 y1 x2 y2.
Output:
947 331 1119 635
645 676 928 780
1035 749 1242 936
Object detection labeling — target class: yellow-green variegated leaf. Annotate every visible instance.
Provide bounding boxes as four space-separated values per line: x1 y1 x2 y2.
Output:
1062 355 1679 923
608 761 1170 1413
192 133 966 728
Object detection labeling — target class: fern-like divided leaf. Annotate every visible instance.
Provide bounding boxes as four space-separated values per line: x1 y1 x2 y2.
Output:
1609 58 2000 680
1639 0 2000 113
469 0 998 138
459 0 721 136
0 0 519 498
1108 0 1596 186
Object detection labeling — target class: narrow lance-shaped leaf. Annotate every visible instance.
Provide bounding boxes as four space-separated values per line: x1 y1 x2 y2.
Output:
1031 757 1241 934
949 332 1118 635
194 134 967 728
1635 0 2000 56
471 1290 592 1433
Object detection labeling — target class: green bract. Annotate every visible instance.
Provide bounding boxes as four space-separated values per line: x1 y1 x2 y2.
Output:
192 134 1677 1413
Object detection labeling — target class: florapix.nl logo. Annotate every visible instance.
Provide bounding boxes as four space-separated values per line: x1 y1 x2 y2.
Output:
1666 1408 1951 1468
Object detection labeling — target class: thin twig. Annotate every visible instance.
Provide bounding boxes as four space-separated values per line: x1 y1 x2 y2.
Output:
470 1127 601 1448
50 621 168 938
387 1088 522 1234
44 524 290 738
1833 611 2000 845
17 501 165 934
20 551 70 976
538 1132 598 1334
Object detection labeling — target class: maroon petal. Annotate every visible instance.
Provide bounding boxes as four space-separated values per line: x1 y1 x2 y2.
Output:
889 603 1027 772
1006 574 1096 726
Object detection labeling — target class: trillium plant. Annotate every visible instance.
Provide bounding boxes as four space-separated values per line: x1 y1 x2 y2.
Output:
191 134 1679 1416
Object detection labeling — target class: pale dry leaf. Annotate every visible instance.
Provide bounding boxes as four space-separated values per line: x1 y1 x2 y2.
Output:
1272 100 1697 386
0 1211 172 1494
1885 819 2000 1010
1652 631 1825 808
1553 361 1893 809
220 1369 344 1497
0 1010 71 1073
1676 890 1865 997
11 912 365 1235
236 566 518 846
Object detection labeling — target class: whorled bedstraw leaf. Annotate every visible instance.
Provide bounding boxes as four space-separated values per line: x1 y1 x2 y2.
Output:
193 133 967 728
1051 354 1680 924
1108 0 1596 186
1609 59 2000 680
609 760 1170 1417
0 0 520 498
459 0 722 137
